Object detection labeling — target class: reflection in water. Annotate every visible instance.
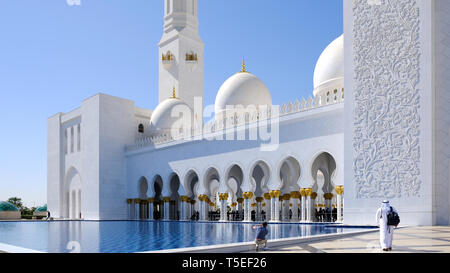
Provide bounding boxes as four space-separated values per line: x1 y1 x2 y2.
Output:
0 221 371 253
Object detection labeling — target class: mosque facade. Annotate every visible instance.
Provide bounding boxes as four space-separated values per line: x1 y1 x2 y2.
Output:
47 0 450 226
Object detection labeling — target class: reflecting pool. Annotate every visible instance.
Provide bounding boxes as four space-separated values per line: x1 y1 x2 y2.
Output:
0 221 371 253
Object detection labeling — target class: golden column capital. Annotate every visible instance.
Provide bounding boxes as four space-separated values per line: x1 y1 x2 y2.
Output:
126 199 132 204
147 198 155 203
300 189 307 197
269 190 281 198
305 188 313 197
198 194 208 202
264 193 271 200
282 194 291 201
134 198 141 204
324 193 334 200
262 203 266 207
219 193 229 201
162 197 171 202
243 192 254 199
255 197 264 202
251 203 257 208
180 196 189 202
335 185 344 195
231 203 237 207
290 191 301 199
311 192 318 199
190 200 196 205
237 198 244 203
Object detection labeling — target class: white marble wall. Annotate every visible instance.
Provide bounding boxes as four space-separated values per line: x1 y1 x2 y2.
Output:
434 0 450 225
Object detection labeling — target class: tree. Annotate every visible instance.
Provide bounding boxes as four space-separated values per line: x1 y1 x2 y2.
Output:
7 197 23 210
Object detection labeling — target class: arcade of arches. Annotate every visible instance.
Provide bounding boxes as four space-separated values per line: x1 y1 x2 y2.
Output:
126 153 344 223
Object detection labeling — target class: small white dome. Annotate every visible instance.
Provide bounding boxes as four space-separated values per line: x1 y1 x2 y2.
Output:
313 35 344 97
149 98 192 136
215 72 272 116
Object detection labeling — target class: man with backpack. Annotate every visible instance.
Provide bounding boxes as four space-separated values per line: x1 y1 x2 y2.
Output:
376 200 400 251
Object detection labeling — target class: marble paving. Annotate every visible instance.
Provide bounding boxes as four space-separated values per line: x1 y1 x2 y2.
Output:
242 226 450 253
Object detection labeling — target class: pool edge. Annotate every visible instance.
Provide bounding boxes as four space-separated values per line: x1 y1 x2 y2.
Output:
141 228 379 253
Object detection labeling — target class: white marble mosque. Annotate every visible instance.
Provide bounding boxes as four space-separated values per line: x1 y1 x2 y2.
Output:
47 0 450 226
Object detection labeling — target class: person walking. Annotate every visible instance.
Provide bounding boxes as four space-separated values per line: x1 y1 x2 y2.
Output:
376 200 399 251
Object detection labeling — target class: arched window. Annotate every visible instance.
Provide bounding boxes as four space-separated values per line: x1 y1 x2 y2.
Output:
138 124 144 133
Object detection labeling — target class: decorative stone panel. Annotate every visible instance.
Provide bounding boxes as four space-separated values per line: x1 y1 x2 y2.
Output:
353 0 421 198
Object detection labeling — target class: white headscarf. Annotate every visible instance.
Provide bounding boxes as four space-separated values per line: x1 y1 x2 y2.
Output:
381 200 390 212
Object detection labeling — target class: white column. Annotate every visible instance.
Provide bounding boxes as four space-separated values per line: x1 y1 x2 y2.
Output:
291 199 299 222
264 194 271 221
199 197 207 221
163 197 170 220
256 197 263 221
206 201 211 220
148 200 154 220
269 191 280 222
336 194 342 222
237 199 244 220
243 199 250 221
220 199 226 221
189 200 194 220
311 194 317 222
306 196 312 222
281 200 288 221
335 186 344 223
185 201 190 220
300 192 306 222
243 192 253 222
274 198 281 222
180 201 185 220
134 200 139 220
270 198 275 221
219 193 229 221
281 194 290 222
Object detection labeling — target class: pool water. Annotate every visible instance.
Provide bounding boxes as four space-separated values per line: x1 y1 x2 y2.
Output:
0 221 370 253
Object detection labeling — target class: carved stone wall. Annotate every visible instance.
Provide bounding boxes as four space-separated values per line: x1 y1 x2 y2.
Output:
353 0 421 199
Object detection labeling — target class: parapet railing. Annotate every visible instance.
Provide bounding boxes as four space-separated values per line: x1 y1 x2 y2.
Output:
126 89 344 151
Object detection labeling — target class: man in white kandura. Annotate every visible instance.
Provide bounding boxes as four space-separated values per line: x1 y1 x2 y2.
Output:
376 200 398 251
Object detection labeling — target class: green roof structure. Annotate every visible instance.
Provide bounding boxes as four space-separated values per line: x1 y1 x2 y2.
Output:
0 201 20 212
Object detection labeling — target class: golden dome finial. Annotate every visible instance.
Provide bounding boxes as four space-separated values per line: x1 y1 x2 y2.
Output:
241 57 246 73
172 86 177 98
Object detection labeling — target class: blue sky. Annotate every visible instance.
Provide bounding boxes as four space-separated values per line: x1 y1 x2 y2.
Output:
0 0 342 207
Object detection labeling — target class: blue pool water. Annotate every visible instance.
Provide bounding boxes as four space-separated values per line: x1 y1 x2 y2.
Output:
0 221 371 253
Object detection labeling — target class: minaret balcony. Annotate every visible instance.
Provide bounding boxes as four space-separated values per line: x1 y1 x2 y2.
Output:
185 52 198 71
162 51 175 70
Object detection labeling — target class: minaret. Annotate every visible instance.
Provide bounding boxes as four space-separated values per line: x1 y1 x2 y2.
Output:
159 0 204 113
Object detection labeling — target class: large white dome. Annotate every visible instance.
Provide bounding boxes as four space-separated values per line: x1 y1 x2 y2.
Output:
215 71 272 116
149 97 193 136
313 34 344 97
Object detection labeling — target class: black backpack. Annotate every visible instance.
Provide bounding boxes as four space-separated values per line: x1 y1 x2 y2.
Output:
387 207 400 226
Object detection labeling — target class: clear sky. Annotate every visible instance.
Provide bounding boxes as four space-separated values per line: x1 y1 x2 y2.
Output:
0 0 342 207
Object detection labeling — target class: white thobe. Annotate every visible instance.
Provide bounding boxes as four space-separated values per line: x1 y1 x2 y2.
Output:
375 205 397 249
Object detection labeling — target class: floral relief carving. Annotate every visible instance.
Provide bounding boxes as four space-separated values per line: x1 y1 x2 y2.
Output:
353 0 421 198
